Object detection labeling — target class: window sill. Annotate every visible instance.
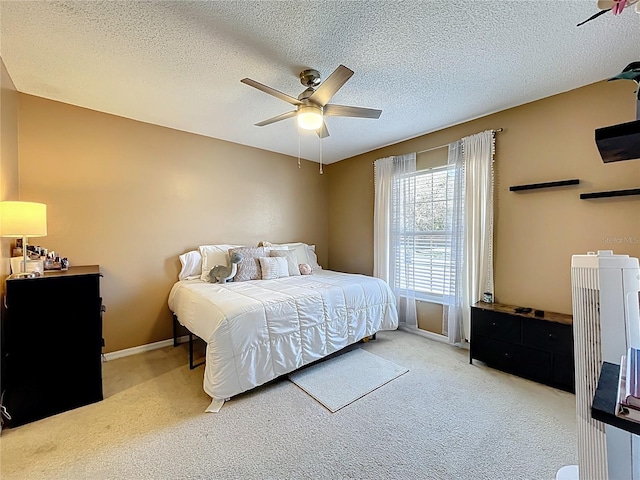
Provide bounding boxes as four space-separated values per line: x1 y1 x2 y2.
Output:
398 291 447 305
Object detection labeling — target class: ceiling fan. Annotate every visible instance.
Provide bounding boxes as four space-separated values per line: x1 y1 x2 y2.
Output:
240 65 382 139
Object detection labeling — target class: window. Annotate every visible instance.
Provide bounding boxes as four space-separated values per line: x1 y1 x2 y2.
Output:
391 165 457 302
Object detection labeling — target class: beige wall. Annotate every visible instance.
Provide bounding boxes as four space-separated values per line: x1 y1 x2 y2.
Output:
17 94 328 352
326 80 640 316
10 78 640 351
416 301 444 335
0 58 20 287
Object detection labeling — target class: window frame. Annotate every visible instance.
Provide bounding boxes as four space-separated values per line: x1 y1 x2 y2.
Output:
391 164 455 304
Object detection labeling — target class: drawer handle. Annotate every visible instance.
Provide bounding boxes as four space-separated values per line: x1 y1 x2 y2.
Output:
503 352 512 359
548 333 556 340
491 322 498 327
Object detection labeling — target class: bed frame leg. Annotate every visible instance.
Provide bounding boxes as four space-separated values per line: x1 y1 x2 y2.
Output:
361 333 377 343
173 314 179 347
188 332 206 370
188 332 195 368
175 313 205 369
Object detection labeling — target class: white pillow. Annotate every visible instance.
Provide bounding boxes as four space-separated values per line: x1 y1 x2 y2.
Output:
259 256 289 280
306 247 321 271
269 249 301 276
263 241 311 266
198 244 242 282
290 244 311 266
178 250 202 280
264 245 288 253
261 241 288 251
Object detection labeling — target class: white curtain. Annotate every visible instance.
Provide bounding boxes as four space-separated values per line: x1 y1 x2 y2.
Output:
373 157 393 282
443 141 465 344
373 153 417 329
443 130 495 342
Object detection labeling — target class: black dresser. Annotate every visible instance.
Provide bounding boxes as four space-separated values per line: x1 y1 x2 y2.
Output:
470 301 574 393
1 265 104 428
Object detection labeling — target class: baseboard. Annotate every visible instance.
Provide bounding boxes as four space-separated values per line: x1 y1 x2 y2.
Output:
399 325 470 349
399 325 451 344
103 335 189 361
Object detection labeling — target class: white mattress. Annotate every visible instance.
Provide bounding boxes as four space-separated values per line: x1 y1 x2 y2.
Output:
168 270 398 401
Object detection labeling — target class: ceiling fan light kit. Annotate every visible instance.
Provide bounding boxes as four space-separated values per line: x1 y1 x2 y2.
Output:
297 105 323 130
241 64 382 140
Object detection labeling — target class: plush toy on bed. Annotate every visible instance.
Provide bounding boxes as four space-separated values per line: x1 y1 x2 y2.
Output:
299 263 312 275
207 252 243 284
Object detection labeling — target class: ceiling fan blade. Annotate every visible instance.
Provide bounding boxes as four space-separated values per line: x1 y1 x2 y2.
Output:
308 65 354 106
241 78 302 106
316 121 329 139
323 104 382 119
255 110 297 127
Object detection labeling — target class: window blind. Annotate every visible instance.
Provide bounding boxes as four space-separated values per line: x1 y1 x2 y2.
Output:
392 165 455 301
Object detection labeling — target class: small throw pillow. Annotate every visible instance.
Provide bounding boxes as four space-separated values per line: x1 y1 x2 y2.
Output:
270 249 300 276
229 246 266 282
259 256 289 280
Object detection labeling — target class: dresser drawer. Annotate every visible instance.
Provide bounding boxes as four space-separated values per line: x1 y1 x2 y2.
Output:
472 309 521 343
522 318 573 355
473 335 552 383
514 345 553 384
472 335 519 372
552 353 575 393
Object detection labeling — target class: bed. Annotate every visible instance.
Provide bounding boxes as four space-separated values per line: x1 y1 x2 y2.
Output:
168 267 398 411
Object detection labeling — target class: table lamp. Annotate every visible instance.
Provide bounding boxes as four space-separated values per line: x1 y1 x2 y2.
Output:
0 201 47 278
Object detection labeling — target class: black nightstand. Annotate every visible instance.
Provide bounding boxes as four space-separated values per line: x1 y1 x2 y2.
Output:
1 265 104 428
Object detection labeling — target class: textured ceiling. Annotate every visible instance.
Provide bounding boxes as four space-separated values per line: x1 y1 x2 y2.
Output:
1 1 639 164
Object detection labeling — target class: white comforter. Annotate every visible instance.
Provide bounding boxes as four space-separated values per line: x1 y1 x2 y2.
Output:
168 270 398 402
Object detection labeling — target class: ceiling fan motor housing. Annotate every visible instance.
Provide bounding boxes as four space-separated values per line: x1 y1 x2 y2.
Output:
299 69 321 88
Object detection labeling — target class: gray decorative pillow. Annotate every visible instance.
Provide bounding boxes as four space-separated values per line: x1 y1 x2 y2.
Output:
270 249 300 276
229 246 266 282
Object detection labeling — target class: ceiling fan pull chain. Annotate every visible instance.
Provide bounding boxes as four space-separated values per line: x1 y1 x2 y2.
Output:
298 128 301 168
319 137 323 174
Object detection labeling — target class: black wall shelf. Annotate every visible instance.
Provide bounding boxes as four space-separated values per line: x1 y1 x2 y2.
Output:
510 179 580 192
580 188 640 200
592 362 640 436
595 119 640 163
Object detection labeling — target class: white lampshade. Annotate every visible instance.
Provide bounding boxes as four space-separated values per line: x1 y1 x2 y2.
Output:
297 105 323 131
0 201 47 238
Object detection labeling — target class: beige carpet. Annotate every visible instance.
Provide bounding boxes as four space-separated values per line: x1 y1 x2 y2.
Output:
0 330 576 480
